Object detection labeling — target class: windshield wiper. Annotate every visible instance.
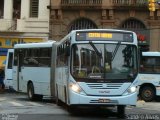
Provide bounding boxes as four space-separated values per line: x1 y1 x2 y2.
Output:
112 41 121 61
89 41 102 58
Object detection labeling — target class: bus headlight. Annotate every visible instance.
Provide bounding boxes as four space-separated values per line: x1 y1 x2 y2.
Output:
69 82 86 95
123 86 137 95
70 84 81 93
128 86 136 93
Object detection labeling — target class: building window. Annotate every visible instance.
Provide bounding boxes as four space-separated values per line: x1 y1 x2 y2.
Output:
30 0 39 17
69 18 97 32
13 0 21 19
121 18 149 52
121 18 145 29
0 0 4 18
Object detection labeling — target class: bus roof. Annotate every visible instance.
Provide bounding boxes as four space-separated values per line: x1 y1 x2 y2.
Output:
70 29 135 33
142 51 160 57
14 40 56 48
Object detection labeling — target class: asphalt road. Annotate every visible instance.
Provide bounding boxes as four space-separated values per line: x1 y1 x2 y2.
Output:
0 92 160 120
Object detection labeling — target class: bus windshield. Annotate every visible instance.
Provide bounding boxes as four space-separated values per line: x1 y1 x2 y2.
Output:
71 43 138 82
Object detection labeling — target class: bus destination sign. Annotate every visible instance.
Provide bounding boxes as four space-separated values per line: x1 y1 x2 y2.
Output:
88 33 112 39
76 32 133 42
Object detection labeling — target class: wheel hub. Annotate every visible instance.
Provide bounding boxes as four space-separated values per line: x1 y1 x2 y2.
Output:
144 90 152 98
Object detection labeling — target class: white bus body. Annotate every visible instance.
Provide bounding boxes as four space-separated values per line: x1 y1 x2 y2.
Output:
53 29 138 117
12 29 138 117
4 49 14 89
138 52 160 102
12 41 56 99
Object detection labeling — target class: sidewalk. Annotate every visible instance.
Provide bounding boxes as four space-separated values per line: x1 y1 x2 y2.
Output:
136 100 145 107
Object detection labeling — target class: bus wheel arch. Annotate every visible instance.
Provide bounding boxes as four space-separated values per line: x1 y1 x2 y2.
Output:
27 81 36 101
139 83 156 102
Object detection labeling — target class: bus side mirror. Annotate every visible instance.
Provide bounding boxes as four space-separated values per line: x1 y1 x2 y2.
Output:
65 46 70 56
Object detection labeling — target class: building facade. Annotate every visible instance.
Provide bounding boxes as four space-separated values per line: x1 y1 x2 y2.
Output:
50 0 160 52
0 0 50 66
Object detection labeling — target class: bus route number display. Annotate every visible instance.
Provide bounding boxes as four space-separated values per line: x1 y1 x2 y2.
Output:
88 33 112 39
76 32 133 42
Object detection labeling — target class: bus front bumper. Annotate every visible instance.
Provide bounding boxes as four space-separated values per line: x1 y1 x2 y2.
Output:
69 90 137 106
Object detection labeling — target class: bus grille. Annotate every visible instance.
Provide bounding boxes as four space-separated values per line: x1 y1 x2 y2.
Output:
86 83 123 89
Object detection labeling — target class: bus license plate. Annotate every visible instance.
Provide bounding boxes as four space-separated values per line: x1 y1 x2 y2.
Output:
98 99 110 103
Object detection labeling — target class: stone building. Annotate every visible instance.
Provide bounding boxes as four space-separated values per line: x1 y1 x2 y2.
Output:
50 0 160 51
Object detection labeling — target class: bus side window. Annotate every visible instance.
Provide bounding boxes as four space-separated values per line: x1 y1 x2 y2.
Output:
140 57 158 73
13 49 18 66
7 52 13 69
57 41 69 67
139 56 144 72
154 58 160 73
39 48 51 67
23 49 30 66
23 49 38 67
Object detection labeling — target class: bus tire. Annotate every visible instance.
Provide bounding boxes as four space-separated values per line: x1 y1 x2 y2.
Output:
117 105 125 118
27 82 36 101
36 95 43 101
140 86 155 102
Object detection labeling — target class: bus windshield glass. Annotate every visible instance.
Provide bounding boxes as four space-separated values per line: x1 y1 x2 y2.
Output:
71 43 138 82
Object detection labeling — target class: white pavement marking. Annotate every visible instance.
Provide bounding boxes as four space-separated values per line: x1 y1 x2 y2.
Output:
9 101 24 107
0 97 6 101
126 107 133 110
27 102 44 106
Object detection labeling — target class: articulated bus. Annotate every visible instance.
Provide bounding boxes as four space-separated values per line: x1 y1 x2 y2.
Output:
12 29 138 117
138 52 160 102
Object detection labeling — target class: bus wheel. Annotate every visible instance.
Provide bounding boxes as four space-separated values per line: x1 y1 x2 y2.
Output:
27 82 35 101
117 105 125 118
36 95 43 101
140 86 155 102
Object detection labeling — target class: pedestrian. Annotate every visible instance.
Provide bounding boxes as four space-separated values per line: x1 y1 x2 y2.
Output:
0 66 5 91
